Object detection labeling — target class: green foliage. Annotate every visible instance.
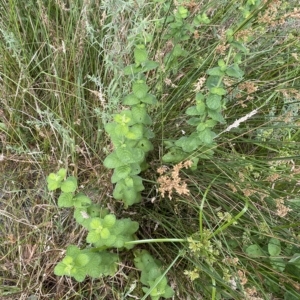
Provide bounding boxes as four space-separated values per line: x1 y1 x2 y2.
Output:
47 168 67 190
54 245 119 282
3 0 300 298
86 215 139 249
103 43 157 207
162 28 248 166
48 169 175 299
48 170 141 282
134 250 174 300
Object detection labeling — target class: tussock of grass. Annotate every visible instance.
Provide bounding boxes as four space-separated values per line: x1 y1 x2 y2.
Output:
1 0 300 299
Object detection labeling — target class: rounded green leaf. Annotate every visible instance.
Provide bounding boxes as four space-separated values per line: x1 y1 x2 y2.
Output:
75 254 90 267
197 123 206 132
226 65 244 78
131 105 152 125
206 76 221 88
137 138 153 152
186 106 199 116
61 176 77 193
58 192 74 207
66 245 81 256
100 227 111 239
47 171 65 191
141 60 159 72
140 93 157 105
123 93 140 106
124 177 134 187
116 147 135 164
175 135 201 152
114 236 125 248
207 109 225 123
104 151 124 169
87 231 101 244
105 234 116 246
210 87 226 96
47 177 61 191
72 193 92 207
206 93 222 110
124 64 142 75
126 124 143 140
268 238 281 256
57 168 67 178
134 44 148 65
111 165 132 183
196 101 206 115
103 214 116 228
54 262 68 276
186 117 200 126
270 257 286 272
173 44 184 57
198 128 216 144
88 217 102 230
245 244 264 258
206 67 224 76
73 269 86 282
132 81 149 99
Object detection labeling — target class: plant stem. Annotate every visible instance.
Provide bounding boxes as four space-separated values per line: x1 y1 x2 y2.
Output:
125 238 186 245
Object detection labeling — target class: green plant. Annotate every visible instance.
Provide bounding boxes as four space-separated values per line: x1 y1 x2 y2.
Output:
134 249 175 300
162 46 245 165
103 42 158 207
2 0 300 298
48 169 250 299
47 168 176 299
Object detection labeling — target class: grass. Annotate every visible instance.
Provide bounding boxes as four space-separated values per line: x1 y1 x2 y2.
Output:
1 0 300 299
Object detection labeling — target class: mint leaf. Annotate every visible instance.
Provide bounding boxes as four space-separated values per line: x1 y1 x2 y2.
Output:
123 93 140 105
111 165 132 183
208 109 226 123
124 64 142 75
206 93 222 110
142 60 159 72
104 151 124 169
186 106 199 116
72 193 92 208
268 238 281 256
58 192 74 207
210 87 227 96
226 65 244 78
131 105 152 125
47 169 66 190
125 124 143 140
61 176 77 193
134 44 148 65
132 81 149 99
246 244 264 257
137 138 153 152
198 128 216 144
206 67 224 76
140 94 157 105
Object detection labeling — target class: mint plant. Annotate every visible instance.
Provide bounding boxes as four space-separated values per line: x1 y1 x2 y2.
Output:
103 43 157 207
160 6 256 167
162 49 245 165
54 245 118 282
48 169 175 299
159 6 211 75
48 169 137 280
134 249 174 300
